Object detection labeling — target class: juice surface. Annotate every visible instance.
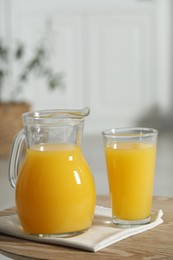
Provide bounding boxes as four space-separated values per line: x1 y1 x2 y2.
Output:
16 143 96 234
105 142 156 220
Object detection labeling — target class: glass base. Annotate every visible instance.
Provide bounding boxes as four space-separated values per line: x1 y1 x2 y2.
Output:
29 227 89 238
113 215 151 228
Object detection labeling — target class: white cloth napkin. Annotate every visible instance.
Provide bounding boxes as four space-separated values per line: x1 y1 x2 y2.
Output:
0 206 163 252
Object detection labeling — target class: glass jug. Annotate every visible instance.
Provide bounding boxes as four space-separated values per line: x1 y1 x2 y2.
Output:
9 107 96 236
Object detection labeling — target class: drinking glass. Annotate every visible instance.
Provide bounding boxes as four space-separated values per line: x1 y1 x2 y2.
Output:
102 127 158 226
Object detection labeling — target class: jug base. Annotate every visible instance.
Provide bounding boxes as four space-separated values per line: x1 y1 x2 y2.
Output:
29 227 89 238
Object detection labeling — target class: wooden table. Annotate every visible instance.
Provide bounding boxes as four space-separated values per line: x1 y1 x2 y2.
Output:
0 195 173 260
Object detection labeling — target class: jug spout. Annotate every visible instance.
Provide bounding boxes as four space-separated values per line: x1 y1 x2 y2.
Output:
42 107 90 119
73 107 90 118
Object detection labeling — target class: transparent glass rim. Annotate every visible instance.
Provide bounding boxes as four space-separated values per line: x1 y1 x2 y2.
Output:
22 107 90 125
102 127 158 138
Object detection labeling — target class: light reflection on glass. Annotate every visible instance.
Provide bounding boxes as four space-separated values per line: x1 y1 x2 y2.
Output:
69 155 73 161
40 146 44 151
73 170 81 185
113 143 117 149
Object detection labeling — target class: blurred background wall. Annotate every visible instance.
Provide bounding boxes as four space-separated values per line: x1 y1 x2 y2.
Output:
0 0 172 134
0 0 173 200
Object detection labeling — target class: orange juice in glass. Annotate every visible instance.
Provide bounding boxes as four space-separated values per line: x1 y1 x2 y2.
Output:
102 128 158 226
9 108 96 236
16 143 95 234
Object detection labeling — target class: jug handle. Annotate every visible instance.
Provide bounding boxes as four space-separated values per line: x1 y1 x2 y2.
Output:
8 129 25 188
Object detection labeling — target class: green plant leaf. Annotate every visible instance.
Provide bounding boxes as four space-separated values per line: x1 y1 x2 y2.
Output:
15 44 24 59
